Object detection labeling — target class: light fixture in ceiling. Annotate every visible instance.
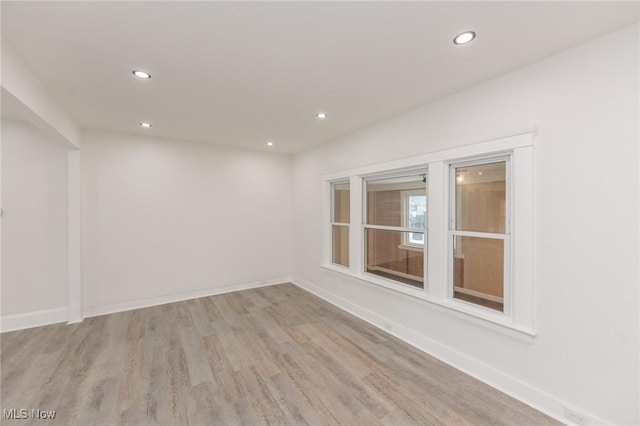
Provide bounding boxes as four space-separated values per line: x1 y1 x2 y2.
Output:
132 70 151 79
140 122 152 128
266 141 274 147
453 31 476 45
316 112 327 119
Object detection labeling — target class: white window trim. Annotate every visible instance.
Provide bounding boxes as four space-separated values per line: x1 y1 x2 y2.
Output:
322 131 535 341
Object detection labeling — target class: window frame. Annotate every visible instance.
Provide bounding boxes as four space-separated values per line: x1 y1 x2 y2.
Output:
320 132 535 340
362 169 428 289
329 180 350 269
447 155 511 315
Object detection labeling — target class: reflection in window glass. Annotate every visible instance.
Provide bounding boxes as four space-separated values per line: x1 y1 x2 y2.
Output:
365 229 424 289
366 174 425 227
451 159 507 312
332 182 350 224
364 171 426 288
332 225 349 267
453 235 504 311
331 181 350 267
455 162 506 234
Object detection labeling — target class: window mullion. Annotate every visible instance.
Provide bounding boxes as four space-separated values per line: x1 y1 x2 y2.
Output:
451 230 506 240
364 224 425 233
350 175 363 274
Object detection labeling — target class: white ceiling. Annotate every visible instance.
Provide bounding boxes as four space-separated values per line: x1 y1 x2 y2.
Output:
1 1 638 154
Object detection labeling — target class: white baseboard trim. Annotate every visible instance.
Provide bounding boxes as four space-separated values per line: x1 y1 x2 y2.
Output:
84 276 292 319
1 307 69 333
291 275 608 426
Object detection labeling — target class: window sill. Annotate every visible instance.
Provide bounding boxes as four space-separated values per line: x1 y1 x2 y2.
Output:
321 263 536 342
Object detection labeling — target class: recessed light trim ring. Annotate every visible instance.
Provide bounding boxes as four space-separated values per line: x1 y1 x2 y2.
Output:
133 70 151 79
453 31 476 45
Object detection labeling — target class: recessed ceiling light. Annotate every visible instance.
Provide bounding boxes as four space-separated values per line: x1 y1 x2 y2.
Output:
316 112 327 119
453 31 476 45
266 141 274 147
140 122 152 128
133 70 151 79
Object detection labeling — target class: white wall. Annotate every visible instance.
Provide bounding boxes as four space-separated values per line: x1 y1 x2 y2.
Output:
82 130 292 313
1 119 69 318
292 24 639 425
1 36 80 331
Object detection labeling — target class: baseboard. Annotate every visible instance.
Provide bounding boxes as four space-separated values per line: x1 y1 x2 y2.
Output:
84 276 291 318
1 307 69 333
291 275 609 426
1 277 291 332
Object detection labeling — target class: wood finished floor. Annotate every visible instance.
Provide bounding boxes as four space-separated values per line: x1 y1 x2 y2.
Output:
1 284 560 426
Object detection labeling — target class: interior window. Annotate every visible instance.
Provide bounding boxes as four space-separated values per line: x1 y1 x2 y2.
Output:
450 160 508 311
364 171 426 288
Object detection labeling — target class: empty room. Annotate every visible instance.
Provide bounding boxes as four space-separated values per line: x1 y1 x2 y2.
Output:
1 1 638 425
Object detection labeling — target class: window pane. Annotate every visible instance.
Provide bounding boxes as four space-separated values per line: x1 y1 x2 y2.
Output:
367 174 425 227
455 162 506 233
365 229 423 288
332 182 350 223
332 225 349 267
407 195 427 230
453 236 504 311
408 232 424 245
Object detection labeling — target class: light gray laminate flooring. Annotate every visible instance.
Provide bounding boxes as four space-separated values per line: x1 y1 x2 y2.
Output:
1 284 560 425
